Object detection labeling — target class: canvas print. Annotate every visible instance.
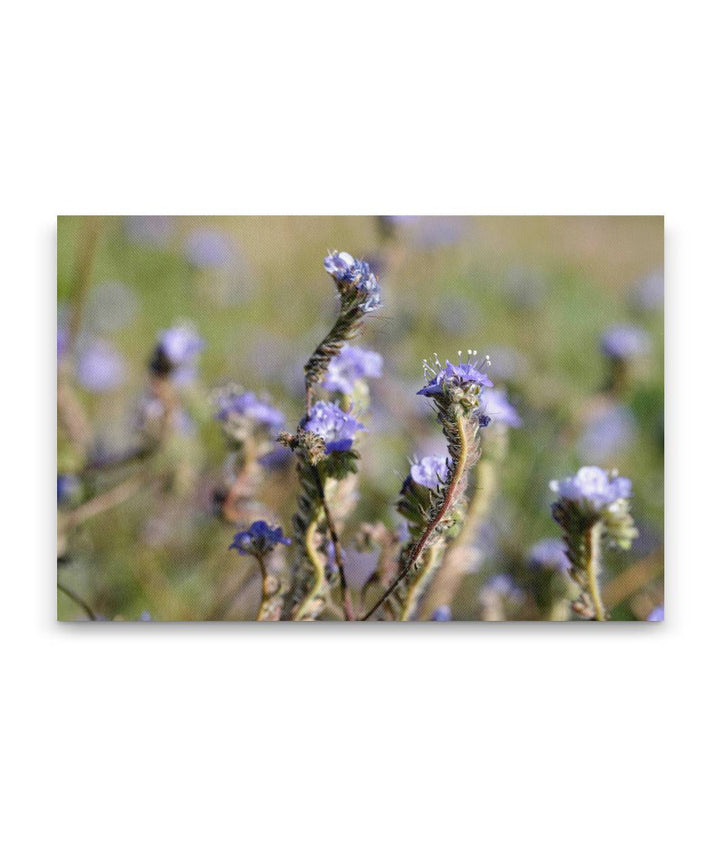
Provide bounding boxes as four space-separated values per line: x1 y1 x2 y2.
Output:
57 216 664 622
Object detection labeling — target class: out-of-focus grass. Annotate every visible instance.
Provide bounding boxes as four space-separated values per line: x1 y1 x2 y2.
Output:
57 216 663 621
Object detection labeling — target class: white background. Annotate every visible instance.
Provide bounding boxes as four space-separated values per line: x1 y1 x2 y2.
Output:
2 1 718 854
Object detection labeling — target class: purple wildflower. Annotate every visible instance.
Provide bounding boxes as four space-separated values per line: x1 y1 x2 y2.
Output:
527 538 571 576
417 352 493 398
125 216 174 246
480 388 523 428
216 390 285 432
76 340 126 392
321 345 383 395
600 325 651 360
326 543 379 590
550 466 632 513
303 401 365 453
632 270 664 312
184 228 235 268
410 455 450 490
432 605 452 621
152 323 205 383
647 605 664 622
578 405 638 462
323 251 382 311
229 520 291 558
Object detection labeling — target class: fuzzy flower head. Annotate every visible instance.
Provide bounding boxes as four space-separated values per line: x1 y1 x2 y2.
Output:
431 605 452 621
410 455 450 490
323 251 381 312
550 466 632 514
418 351 493 412
480 387 523 428
229 521 290 558
216 389 285 433
600 325 651 361
303 401 365 453
151 323 205 381
321 345 384 395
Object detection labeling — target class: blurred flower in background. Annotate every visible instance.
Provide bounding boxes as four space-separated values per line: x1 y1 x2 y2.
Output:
527 538 571 576
184 228 236 269
481 387 523 428
632 269 664 312
600 324 651 361
76 339 127 392
321 345 383 395
578 404 639 462
124 216 174 247
410 455 450 489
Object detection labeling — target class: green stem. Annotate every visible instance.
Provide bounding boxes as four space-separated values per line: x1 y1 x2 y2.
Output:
585 523 606 621
294 514 325 620
400 543 442 621
57 581 97 621
362 415 471 621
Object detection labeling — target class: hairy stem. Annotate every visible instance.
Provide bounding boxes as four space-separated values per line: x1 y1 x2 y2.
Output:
585 523 606 621
294 513 325 620
420 455 496 618
399 542 443 621
362 416 471 621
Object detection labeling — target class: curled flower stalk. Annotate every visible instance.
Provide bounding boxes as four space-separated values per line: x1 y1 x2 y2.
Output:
303 252 381 413
284 252 380 620
362 353 493 620
550 466 638 620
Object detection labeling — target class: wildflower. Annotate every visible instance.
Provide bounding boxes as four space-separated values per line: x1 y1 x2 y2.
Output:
321 345 383 395
551 466 638 621
647 605 664 622
480 387 522 428
410 455 450 489
600 325 651 360
216 390 285 432
151 323 204 381
417 352 493 399
550 465 632 515
326 543 378 590
229 520 291 558
632 270 664 312
323 251 381 312
76 340 126 392
184 228 234 268
527 538 571 576
125 216 174 246
578 405 638 462
431 605 452 621
303 401 365 453
57 474 81 505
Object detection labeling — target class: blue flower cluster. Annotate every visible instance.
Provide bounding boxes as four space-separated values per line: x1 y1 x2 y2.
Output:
229 520 291 558
303 401 365 453
410 455 450 489
323 251 381 311
480 387 522 428
550 466 632 513
417 353 493 398
321 345 383 395
527 538 571 576
216 390 285 432
600 325 651 360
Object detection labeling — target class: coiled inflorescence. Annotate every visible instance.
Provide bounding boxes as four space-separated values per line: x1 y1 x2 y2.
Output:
303 252 381 402
364 352 493 620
